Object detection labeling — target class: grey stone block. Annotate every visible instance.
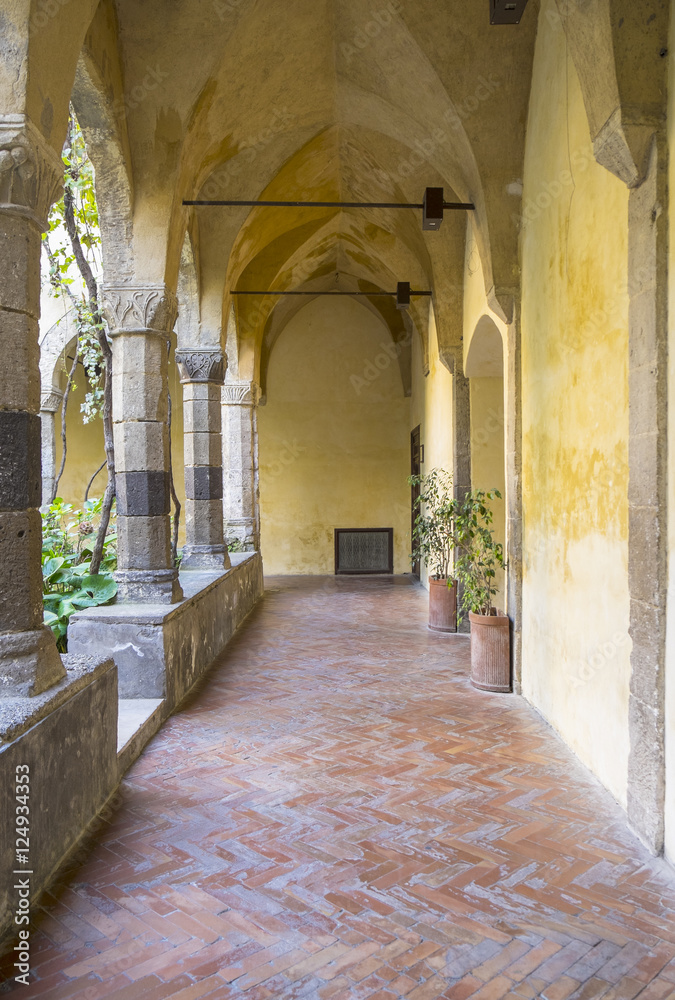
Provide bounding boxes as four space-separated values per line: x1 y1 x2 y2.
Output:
628 505 663 605
117 471 170 516
113 421 168 473
184 465 223 501
116 514 171 570
0 510 44 633
0 311 40 412
0 411 41 511
0 213 41 317
0 657 117 942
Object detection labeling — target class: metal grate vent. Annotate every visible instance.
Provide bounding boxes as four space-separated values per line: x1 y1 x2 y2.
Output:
334 529 393 575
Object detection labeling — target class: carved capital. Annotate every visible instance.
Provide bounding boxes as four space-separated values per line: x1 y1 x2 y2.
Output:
40 388 64 413
222 381 260 406
0 116 63 227
102 284 179 335
175 350 226 384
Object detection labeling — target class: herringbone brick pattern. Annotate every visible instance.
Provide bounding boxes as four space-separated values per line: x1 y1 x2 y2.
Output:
2 575 675 999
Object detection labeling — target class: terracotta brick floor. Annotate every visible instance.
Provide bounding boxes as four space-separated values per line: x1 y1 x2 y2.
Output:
3 575 675 999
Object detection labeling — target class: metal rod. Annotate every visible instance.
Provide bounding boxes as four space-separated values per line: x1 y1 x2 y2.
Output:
183 199 474 210
230 290 432 296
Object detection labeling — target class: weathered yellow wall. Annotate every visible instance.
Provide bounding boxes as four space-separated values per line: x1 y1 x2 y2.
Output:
258 296 410 574
665 0 675 863
409 302 455 588
54 358 186 544
470 378 506 611
520 0 631 805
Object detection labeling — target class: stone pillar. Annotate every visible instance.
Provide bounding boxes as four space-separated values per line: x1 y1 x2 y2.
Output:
102 285 183 604
0 117 66 695
453 357 472 635
626 138 668 854
40 387 63 506
222 380 260 551
504 306 523 693
175 350 230 570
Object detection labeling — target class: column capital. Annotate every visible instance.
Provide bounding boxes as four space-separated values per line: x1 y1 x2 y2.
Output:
40 387 64 413
175 349 226 384
0 116 63 229
101 284 178 336
222 380 260 406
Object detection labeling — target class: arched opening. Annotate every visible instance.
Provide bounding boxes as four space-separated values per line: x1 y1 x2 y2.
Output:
466 313 506 610
258 295 410 574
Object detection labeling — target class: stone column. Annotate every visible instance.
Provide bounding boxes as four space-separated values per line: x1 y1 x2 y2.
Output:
40 387 63 506
222 380 260 551
0 117 66 695
452 354 472 635
175 350 230 570
626 138 668 854
102 285 183 604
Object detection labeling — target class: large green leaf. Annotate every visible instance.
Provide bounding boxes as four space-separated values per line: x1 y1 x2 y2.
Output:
76 575 118 604
43 556 65 581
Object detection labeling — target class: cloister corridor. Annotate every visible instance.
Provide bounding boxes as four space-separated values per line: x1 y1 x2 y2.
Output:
3 577 675 1000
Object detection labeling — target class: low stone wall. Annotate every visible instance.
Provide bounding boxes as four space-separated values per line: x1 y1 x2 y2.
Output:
0 656 118 947
68 552 263 713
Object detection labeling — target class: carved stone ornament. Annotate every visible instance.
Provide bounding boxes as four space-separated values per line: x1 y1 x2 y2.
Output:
222 381 260 405
40 388 64 413
0 116 63 227
101 285 179 335
175 350 226 384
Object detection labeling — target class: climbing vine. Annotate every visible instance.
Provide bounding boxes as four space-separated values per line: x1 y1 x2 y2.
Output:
42 109 116 575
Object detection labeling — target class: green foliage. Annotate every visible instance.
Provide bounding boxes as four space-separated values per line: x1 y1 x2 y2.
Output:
408 468 455 580
41 498 117 652
42 110 105 424
227 537 246 554
453 489 506 621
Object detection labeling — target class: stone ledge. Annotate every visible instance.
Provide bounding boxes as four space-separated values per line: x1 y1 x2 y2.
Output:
0 654 114 744
68 552 263 709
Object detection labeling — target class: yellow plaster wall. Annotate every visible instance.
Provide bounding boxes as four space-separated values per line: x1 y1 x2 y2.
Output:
520 0 631 805
409 302 455 588
258 296 410 574
665 0 675 863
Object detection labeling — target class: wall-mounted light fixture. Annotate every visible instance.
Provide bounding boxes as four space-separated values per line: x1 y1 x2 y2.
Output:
396 282 411 309
489 0 529 24
184 191 473 230
231 285 430 311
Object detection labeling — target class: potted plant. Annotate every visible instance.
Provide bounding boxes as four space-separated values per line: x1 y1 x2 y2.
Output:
453 489 510 691
408 468 458 633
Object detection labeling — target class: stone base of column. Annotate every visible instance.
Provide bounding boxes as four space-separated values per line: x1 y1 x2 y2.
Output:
115 569 184 605
181 544 231 571
225 518 260 552
0 627 66 698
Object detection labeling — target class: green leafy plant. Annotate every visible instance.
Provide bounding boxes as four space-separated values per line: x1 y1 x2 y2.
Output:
453 489 505 621
408 468 456 580
41 498 118 652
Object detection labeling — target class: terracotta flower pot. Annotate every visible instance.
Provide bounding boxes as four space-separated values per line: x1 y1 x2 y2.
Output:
469 610 511 691
428 578 457 633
